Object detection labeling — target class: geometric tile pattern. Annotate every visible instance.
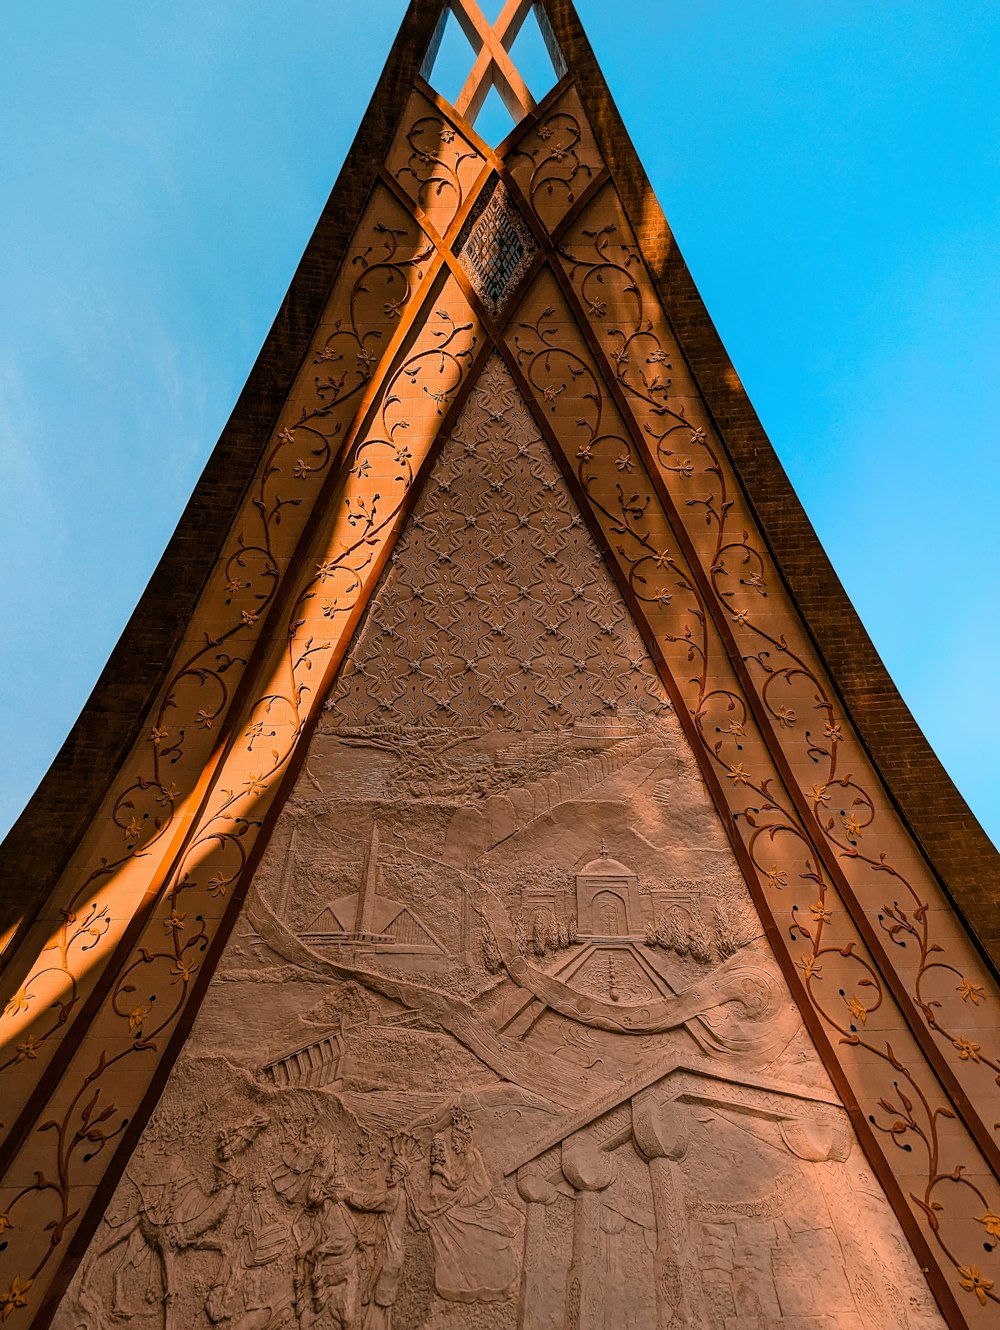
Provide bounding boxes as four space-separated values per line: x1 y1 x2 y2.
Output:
457 176 537 317
327 354 667 730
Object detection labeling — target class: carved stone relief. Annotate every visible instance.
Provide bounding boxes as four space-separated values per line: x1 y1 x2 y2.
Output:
52 358 946 1330
456 176 538 318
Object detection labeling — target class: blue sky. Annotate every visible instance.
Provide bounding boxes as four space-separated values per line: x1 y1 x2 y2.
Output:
2 0 998 846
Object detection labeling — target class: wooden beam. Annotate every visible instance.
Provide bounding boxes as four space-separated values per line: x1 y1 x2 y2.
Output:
451 0 536 124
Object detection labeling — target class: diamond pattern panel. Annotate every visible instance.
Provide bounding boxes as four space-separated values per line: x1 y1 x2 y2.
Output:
326 354 666 732
456 178 538 317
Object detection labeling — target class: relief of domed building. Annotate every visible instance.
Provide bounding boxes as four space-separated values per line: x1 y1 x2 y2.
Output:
575 844 644 939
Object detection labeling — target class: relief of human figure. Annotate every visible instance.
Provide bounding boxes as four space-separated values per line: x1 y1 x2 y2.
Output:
205 1178 292 1330
407 1107 523 1304
359 1136 423 1330
273 1137 416 1330
75 1113 269 1330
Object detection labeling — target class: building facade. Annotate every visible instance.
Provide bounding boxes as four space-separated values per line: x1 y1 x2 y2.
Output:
1 4 998 1328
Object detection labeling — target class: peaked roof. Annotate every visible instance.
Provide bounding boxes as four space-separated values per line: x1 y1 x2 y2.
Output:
3 0 996 968
1 5 998 1328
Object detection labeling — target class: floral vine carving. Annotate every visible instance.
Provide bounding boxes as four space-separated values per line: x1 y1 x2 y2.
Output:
0 203 433 1095
512 276 1000 1314
393 113 480 231
507 109 595 224
0 285 480 1320
558 208 999 1103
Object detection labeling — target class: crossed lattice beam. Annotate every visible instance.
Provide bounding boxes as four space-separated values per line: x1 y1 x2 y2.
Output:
450 0 538 125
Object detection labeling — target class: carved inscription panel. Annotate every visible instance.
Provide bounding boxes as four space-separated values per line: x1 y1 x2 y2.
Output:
53 359 946 1330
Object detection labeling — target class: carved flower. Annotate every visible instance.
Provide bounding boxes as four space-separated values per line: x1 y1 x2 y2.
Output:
440 127 456 144
316 559 339 581
384 298 405 319
124 816 142 843
673 458 694 478
824 722 843 743
811 903 833 925
351 458 372 479
726 763 750 786
357 347 377 372
242 774 267 799
0 1275 33 1321
843 814 863 840
208 874 229 899
648 350 671 365
979 1212 1000 1241
576 444 593 462
322 599 342 619
128 1005 150 1032
278 427 296 446
157 782 180 807
726 721 746 738
292 459 311 479
244 721 264 743
959 978 985 1006
542 384 564 405
798 954 822 981
163 911 186 934
615 454 634 473
810 784 831 805
731 609 750 627
4 988 30 1017
13 1038 38 1063
588 300 607 318
765 865 788 890
0 1213 10 1237
225 577 246 595
954 1036 982 1063
775 707 796 728
958 1265 993 1306
195 710 214 730
847 995 868 1025
170 959 197 985
746 571 766 592
241 609 259 628
657 591 672 607
689 427 707 445
395 446 413 466
148 726 169 746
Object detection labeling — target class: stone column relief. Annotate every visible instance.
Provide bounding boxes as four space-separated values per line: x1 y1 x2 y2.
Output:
516 1169 558 1330
563 1133 616 1329
631 1094 706 1329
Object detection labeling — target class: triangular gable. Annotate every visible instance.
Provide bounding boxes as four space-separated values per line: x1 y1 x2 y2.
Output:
0 5 997 1327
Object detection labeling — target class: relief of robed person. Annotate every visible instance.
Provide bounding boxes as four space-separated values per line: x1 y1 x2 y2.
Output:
405 1107 522 1304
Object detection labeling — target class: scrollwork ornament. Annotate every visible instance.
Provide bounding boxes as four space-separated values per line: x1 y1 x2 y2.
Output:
393 108 481 232
557 183 1000 1118
0 253 480 1320
510 268 1000 1317
0 190 435 1108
